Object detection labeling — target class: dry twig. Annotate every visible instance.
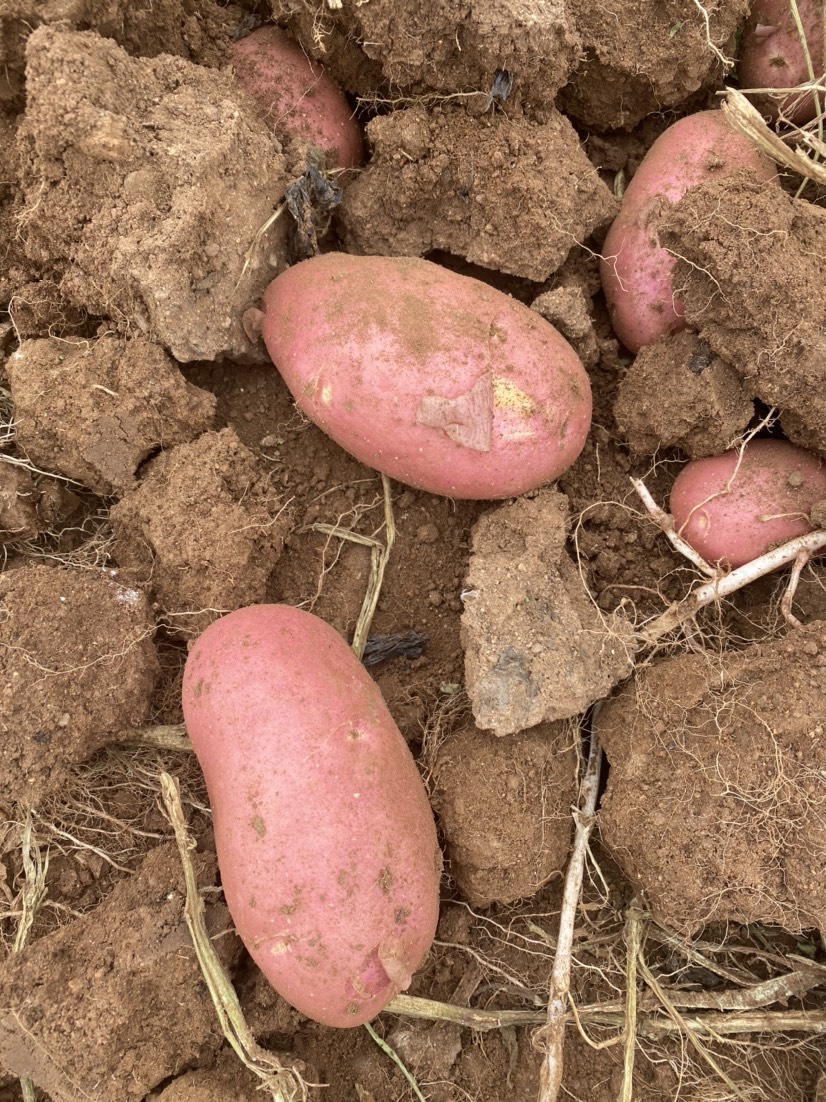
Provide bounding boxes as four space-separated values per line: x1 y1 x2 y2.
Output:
159 772 310 1102
535 717 603 1102
721 88 826 184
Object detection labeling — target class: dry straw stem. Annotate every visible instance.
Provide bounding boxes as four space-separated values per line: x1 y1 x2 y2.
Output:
619 901 644 1102
386 995 826 1037
363 1022 427 1102
128 723 190 751
637 527 826 643
721 88 826 185
535 718 603 1102
234 201 287 295
311 472 396 660
159 771 311 1102
12 813 48 1102
631 468 826 641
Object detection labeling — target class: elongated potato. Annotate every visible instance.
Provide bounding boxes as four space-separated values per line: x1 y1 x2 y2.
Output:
600 111 776 353
182 604 442 1028
261 253 592 499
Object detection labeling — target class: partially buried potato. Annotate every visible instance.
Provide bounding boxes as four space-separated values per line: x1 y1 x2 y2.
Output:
261 254 592 499
182 604 442 1028
600 111 776 353
670 439 826 568
230 26 364 170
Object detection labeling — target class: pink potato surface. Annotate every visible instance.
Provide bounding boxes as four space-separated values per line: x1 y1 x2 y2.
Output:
599 111 776 354
739 0 825 124
669 439 826 569
261 254 592 500
230 26 364 170
182 604 442 1028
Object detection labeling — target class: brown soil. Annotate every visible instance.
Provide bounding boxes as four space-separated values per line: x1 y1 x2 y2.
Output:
597 620 826 932
340 104 617 282
662 172 826 457
0 563 159 806
7 336 216 495
0 4 824 1102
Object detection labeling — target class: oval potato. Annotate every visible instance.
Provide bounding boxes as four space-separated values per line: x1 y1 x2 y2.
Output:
230 26 364 170
261 254 592 499
182 604 441 1028
599 111 776 354
670 439 826 568
739 0 825 124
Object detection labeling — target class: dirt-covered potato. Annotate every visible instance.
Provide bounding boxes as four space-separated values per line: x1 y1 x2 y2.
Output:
261 253 592 499
599 110 776 353
230 26 364 169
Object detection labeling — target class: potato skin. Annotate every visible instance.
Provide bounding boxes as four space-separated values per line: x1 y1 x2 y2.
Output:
670 440 826 568
739 0 825 124
230 27 364 170
261 254 592 500
182 604 441 1028
599 111 775 353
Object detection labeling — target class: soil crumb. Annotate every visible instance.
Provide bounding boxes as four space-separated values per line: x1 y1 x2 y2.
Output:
613 329 754 459
340 105 617 283
597 620 826 932
0 842 237 1102
111 427 291 636
270 0 579 113
18 26 291 362
462 488 636 735
7 337 216 495
560 0 747 129
663 172 826 456
0 464 40 543
434 720 576 906
0 563 158 806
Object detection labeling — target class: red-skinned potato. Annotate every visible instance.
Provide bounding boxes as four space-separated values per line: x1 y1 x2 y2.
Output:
230 26 364 171
599 111 776 354
739 0 825 124
261 253 592 500
670 439 826 569
182 604 441 1028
